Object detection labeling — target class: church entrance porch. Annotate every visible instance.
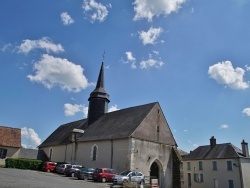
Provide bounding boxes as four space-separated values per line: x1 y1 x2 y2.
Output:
149 160 163 187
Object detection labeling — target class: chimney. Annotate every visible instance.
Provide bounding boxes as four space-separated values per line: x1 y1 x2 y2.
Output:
241 140 249 157
210 136 216 149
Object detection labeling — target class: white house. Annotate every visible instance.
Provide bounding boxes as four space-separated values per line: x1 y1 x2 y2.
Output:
182 136 250 188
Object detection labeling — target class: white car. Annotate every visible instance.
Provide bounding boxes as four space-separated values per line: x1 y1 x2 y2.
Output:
112 170 144 185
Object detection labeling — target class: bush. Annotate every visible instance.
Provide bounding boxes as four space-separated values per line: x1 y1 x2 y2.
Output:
5 158 43 170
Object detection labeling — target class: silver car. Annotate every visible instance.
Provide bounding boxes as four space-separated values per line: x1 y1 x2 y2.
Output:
112 170 144 185
56 164 71 174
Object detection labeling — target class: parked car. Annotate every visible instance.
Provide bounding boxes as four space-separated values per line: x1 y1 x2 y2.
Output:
74 168 95 180
64 165 83 177
42 162 57 172
84 168 96 180
56 163 71 174
112 170 144 185
93 168 117 183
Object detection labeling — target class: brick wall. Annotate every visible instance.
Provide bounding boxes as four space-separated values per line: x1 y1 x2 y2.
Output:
0 126 21 148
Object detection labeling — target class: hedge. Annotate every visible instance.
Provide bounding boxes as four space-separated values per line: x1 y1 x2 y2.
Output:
5 158 43 170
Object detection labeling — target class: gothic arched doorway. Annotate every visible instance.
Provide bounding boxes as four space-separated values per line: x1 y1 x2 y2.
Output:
150 162 159 179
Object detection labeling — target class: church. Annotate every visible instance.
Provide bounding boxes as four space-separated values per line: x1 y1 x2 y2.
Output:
38 62 180 188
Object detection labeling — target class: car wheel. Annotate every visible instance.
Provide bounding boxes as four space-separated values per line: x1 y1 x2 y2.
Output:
71 173 74 177
102 177 106 183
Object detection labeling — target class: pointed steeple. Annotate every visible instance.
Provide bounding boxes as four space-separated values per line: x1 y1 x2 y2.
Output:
87 62 110 125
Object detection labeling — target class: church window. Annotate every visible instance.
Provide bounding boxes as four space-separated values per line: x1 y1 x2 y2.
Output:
91 145 98 161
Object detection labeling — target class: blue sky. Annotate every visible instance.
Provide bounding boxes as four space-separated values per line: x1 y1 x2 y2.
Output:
1 0 250 152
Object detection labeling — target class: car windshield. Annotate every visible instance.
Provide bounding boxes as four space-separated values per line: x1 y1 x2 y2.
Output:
120 171 131 176
87 169 95 172
95 169 102 173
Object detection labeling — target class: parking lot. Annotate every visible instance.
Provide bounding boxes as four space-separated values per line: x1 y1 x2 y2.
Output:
0 168 112 188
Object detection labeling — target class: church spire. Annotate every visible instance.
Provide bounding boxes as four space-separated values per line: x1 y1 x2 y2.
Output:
87 62 110 125
96 62 105 90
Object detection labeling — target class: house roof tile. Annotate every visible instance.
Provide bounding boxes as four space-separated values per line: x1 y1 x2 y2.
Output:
183 143 244 160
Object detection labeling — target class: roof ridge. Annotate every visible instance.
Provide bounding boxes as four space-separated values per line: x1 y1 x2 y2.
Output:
107 102 158 114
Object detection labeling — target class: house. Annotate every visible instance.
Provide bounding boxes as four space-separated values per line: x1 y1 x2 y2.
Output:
0 126 22 165
38 62 180 188
182 136 250 188
0 126 42 166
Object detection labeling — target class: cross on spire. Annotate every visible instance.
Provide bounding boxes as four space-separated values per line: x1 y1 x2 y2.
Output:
102 50 105 62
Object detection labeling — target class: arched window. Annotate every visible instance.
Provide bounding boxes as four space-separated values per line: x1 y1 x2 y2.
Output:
49 147 53 161
91 145 98 161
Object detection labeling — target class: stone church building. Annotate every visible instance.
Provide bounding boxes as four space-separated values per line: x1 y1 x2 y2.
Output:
38 62 180 188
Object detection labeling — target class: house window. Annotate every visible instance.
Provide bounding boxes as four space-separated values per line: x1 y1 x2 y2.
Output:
227 161 233 171
0 148 7 158
187 162 191 170
194 173 203 182
199 161 203 170
228 179 234 188
212 161 217 170
91 145 98 161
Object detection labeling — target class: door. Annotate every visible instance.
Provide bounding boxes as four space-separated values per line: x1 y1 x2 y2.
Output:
214 178 218 188
150 162 159 179
188 173 191 188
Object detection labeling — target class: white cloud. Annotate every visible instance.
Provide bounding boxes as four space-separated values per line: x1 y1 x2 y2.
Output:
208 61 249 90
243 108 250 116
60 12 75 25
245 65 250 71
1 43 11 52
64 103 118 117
126 52 136 61
27 54 90 92
83 0 111 23
21 127 41 149
17 37 64 54
140 54 164 69
220 124 229 129
133 0 187 22
64 103 88 117
108 105 119 112
125 51 137 69
139 27 163 45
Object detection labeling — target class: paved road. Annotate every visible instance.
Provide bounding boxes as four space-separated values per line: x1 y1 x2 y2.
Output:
0 168 112 188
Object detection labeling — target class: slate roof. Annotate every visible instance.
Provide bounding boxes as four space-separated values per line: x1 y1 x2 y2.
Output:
39 119 88 147
183 143 244 160
39 102 170 147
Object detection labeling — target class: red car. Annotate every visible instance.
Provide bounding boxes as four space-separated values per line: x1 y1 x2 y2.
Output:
93 168 117 183
42 162 57 172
